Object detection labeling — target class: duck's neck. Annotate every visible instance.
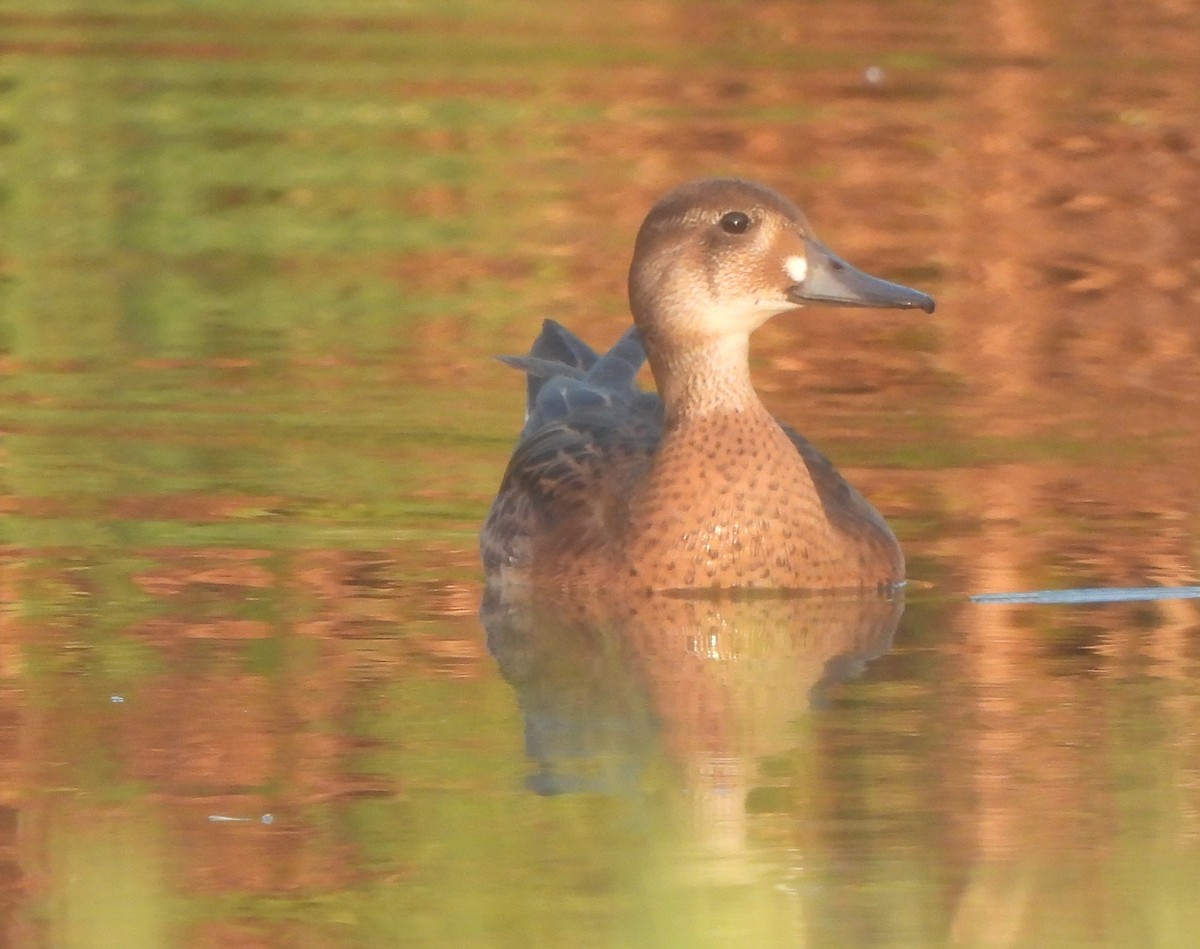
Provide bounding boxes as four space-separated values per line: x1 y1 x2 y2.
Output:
646 331 771 427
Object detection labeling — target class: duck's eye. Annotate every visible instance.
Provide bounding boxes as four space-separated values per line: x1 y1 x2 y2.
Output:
718 211 751 235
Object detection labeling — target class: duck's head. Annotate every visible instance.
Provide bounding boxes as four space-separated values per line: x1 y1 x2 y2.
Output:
627 178 934 348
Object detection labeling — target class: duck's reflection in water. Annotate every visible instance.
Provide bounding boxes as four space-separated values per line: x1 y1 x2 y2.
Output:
483 587 902 874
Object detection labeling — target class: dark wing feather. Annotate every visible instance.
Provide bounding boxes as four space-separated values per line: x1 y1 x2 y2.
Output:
482 323 663 572
497 318 600 414
779 423 895 540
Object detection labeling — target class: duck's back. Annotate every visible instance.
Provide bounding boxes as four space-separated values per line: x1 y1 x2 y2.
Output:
480 320 662 579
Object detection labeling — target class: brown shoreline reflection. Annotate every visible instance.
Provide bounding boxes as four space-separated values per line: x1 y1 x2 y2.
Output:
483 586 901 831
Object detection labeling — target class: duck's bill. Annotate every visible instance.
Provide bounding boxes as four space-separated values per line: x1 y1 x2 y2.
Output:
787 240 935 313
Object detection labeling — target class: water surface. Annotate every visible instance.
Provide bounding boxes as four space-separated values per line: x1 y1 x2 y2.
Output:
1 2 1199 947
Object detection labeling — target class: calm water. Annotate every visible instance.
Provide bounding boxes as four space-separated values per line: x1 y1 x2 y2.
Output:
1 2 1199 947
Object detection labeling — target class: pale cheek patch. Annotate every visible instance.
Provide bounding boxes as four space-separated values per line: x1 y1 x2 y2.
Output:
784 254 808 283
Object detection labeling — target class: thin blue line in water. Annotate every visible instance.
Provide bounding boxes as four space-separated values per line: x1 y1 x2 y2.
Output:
971 586 1200 605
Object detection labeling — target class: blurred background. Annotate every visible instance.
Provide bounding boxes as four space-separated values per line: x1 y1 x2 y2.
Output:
0 1 1198 946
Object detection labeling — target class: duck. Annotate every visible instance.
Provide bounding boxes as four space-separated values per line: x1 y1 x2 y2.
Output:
480 178 934 594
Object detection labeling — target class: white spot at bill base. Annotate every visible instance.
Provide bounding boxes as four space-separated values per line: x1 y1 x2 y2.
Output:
784 254 808 283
